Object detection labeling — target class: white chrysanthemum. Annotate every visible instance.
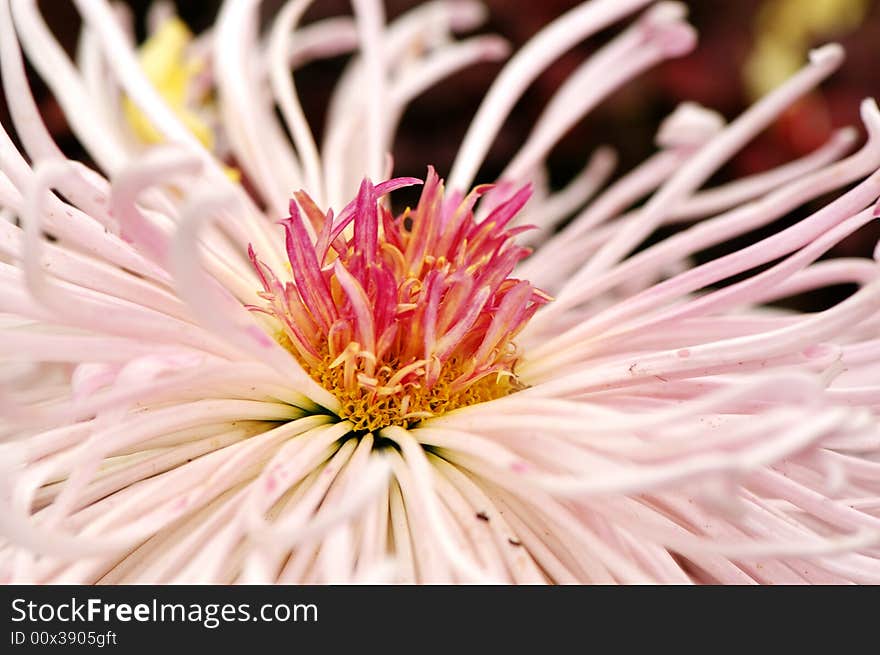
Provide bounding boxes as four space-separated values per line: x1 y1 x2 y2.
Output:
1 0 880 584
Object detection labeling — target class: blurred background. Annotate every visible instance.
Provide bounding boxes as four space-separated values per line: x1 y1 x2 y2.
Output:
26 1 880 180
8 0 880 308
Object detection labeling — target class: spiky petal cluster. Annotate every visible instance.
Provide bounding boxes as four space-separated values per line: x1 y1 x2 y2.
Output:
3 0 880 586
249 169 549 431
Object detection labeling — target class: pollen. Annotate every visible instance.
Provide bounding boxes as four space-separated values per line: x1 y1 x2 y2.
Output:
309 351 523 432
249 168 549 432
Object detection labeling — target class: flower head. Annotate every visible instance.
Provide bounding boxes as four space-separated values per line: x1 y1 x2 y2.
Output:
249 169 547 431
1 0 880 584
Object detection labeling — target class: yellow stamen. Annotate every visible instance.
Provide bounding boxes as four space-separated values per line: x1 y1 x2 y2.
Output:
306 350 521 432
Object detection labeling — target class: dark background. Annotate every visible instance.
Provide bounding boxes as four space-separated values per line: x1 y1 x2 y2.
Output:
6 0 880 309
29 1 880 180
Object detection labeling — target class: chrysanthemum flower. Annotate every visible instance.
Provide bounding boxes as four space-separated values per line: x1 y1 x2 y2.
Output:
2 0 880 584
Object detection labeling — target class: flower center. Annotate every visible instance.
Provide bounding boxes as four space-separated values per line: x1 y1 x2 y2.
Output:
248 168 549 431
126 17 213 148
126 16 240 182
